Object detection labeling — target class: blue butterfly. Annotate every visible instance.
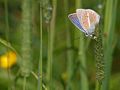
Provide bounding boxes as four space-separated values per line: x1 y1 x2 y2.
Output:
68 9 100 37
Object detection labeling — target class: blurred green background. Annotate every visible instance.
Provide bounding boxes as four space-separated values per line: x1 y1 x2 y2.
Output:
0 0 120 90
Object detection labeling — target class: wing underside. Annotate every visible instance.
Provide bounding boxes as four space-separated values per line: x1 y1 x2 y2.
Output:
68 13 86 33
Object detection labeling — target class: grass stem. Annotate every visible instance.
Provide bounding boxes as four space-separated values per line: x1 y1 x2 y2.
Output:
64 0 74 89
23 77 27 90
38 0 43 90
75 0 89 90
47 0 57 90
102 0 118 89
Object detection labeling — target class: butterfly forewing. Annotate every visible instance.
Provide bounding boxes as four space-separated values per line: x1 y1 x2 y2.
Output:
68 13 86 33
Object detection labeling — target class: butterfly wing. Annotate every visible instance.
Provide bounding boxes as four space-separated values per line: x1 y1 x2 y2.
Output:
68 13 86 33
86 9 100 25
76 9 100 35
76 9 90 31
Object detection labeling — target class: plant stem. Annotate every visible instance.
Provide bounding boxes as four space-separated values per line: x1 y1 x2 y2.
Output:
3 0 11 89
96 81 101 90
38 0 43 90
20 0 32 86
23 77 27 90
75 0 89 90
102 0 118 89
78 33 89 90
64 0 74 90
4 0 9 41
47 0 57 90
94 24 104 90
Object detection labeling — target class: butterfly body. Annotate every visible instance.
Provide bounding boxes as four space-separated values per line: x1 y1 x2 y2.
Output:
68 9 100 37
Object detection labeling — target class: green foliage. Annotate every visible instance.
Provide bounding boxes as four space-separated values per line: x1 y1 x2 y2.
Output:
0 0 119 90
102 0 118 90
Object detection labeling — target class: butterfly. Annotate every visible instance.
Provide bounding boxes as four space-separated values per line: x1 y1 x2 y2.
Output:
68 9 100 37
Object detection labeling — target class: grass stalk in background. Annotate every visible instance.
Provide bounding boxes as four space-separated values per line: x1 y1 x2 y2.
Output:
20 0 32 89
64 0 74 90
47 0 57 89
75 0 89 90
4 0 9 41
78 33 89 90
23 77 27 90
102 0 118 89
38 0 43 90
4 0 11 89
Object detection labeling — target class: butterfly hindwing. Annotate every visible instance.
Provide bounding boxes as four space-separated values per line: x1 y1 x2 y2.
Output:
87 9 100 25
76 9 100 36
76 9 91 31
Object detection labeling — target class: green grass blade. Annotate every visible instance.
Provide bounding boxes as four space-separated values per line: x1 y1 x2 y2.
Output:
38 0 43 90
64 0 74 89
75 0 89 90
102 0 118 89
47 0 57 90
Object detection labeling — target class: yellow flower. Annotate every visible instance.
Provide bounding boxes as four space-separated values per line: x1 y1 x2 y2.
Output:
0 51 17 69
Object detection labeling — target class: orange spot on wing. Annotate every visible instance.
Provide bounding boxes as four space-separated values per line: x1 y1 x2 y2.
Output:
89 12 97 24
81 12 89 30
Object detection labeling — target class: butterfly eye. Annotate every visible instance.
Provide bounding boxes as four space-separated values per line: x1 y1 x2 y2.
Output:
85 33 89 37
